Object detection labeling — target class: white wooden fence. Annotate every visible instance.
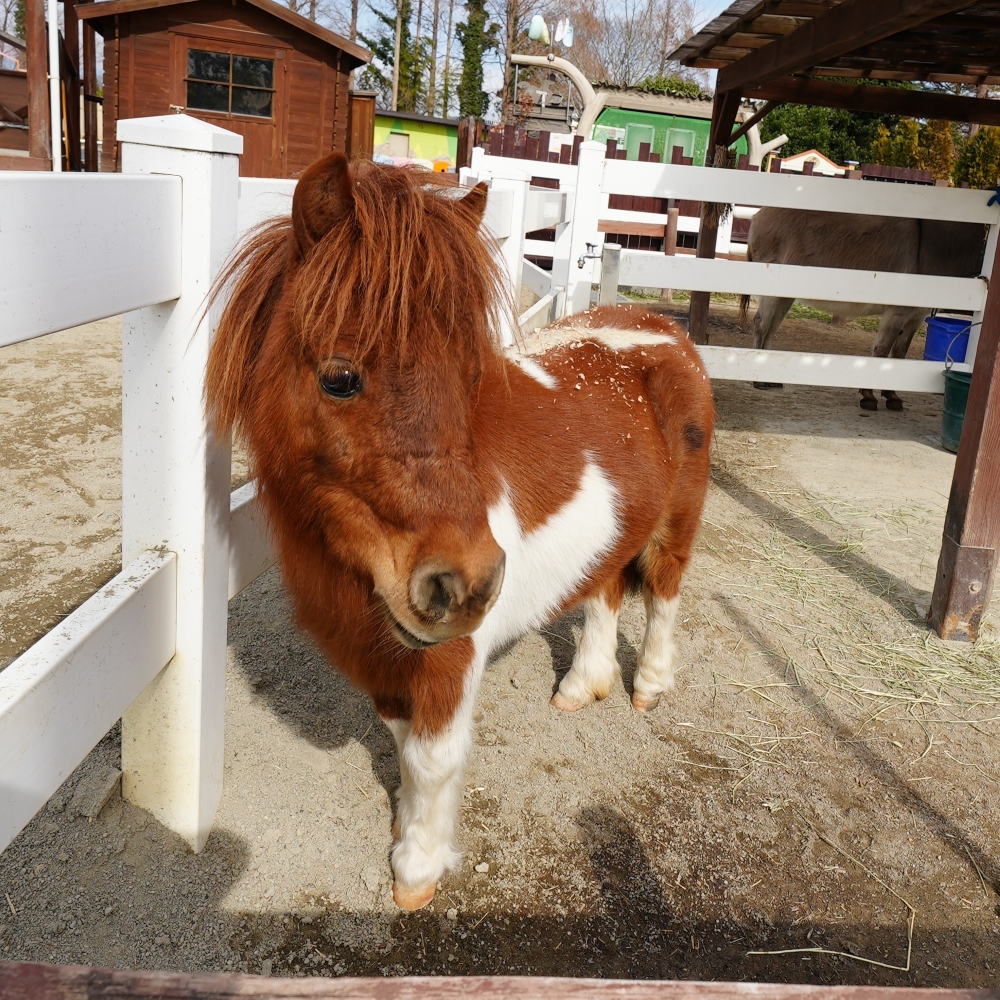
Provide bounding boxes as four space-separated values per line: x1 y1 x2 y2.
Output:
2 119 998 860
0 115 280 855
465 142 1000 393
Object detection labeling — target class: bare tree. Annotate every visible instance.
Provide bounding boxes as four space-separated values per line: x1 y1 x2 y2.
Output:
565 0 696 87
426 0 441 114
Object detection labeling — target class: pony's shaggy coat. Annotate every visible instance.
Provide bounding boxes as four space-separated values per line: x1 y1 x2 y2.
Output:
206 153 714 910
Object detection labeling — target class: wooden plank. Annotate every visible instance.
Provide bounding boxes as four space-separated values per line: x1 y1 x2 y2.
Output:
746 75 1000 127
4 963 1000 1000
618 251 987 312
600 160 999 225
24 0 49 162
930 233 1000 641
717 0 976 94
1 173 182 345
0 552 176 854
698 343 964 392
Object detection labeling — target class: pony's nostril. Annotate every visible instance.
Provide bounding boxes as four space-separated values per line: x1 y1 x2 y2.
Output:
411 565 468 622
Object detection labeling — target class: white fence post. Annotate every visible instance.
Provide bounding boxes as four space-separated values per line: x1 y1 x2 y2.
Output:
485 166 529 347
117 115 242 852
565 141 606 315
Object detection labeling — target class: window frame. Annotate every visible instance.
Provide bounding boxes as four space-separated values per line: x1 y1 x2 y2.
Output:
183 46 277 120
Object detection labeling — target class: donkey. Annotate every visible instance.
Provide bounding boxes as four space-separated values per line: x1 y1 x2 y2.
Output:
739 207 985 409
206 153 713 911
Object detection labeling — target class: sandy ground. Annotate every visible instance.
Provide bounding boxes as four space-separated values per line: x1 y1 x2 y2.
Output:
1 304 999 987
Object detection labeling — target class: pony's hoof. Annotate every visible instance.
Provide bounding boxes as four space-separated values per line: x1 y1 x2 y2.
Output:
392 881 436 911
884 397 903 411
631 693 660 712
391 818 401 841
859 397 878 411
752 381 783 390
550 690 592 713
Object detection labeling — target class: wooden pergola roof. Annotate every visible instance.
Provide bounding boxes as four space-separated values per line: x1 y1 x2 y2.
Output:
674 1 1000 86
671 1 1000 126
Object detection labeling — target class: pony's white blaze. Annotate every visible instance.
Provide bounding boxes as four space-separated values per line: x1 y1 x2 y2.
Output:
511 354 558 389
553 593 620 711
632 592 681 710
475 460 620 656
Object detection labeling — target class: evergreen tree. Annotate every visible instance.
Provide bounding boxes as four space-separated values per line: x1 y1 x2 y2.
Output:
917 119 957 180
357 0 428 112
954 126 1000 189
870 118 920 167
15 0 26 39
759 102 900 166
455 0 494 119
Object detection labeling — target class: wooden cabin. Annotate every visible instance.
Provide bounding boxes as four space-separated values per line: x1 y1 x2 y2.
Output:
78 0 369 177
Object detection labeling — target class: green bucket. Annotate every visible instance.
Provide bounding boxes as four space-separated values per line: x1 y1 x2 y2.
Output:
942 369 972 453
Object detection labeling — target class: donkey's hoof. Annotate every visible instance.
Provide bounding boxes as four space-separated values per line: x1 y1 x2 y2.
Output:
550 690 593 713
392 881 436 911
859 396 878 411
884 396 903 411
631 693 660 712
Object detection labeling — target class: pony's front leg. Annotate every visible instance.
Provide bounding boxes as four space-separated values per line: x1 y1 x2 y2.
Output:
389 646 485 911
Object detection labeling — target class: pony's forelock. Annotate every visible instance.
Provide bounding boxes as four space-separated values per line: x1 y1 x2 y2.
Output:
292 161 510 366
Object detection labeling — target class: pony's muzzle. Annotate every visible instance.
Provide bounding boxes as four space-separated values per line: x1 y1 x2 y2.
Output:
408 548 506 637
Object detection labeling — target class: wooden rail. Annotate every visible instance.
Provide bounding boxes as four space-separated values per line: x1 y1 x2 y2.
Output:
2 963 998 1000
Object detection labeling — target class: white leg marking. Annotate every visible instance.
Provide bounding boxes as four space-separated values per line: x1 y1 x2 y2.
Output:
389 653 485 907
632 591 681 711
476 460 620 656
552 594 620 712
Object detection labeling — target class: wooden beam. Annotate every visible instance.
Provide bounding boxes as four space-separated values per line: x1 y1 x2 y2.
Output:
690 90 742 345
930 237 1000 642
6 962 1000 999
717 0 978 95
745 75 1000 126
727 101 778 148
24 0 50 164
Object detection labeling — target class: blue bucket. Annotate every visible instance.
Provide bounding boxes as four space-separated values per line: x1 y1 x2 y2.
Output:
924 315 970 363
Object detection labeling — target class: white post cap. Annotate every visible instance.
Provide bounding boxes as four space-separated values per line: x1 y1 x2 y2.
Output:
117 114 244 155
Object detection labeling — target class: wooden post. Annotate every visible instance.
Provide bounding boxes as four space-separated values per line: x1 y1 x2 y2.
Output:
63 0 81 169
688 89 741 344
929 236 1000 642
26 0 51 165
82 1 98 171
659 202 679 303
118 115 242 851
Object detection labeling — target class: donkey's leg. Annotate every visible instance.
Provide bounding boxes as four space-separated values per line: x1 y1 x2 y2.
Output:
882 310 924 411
752 297 794 389
551 580 625 713
390 653 485 911
861 312 902 410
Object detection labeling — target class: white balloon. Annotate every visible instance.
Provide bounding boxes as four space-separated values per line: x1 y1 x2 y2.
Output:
562 23 574 46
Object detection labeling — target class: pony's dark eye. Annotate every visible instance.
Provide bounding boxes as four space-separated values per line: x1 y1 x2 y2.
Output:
319 366 363 399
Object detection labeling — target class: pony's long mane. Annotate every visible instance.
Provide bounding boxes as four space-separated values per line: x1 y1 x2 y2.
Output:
206 161 510 439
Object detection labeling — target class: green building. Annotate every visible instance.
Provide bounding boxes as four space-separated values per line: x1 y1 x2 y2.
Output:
373 110 458 166
591 90 748 165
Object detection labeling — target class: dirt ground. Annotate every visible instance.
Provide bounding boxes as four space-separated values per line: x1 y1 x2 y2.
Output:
1 304 999 988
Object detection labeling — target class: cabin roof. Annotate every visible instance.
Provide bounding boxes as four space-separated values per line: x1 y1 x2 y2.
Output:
374 109 460 129
78 0 371 66
671 0 1000 87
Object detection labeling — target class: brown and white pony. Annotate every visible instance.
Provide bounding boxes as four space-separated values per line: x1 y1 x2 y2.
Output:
206 153 713 911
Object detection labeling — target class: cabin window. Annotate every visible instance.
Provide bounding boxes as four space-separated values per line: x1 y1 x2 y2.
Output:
186 49 275 118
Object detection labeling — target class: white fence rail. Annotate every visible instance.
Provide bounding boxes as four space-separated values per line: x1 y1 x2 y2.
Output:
466 141 999 391
1 115 276 856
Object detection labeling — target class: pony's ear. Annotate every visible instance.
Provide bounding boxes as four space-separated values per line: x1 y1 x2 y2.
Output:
292 153 354 260
457 182 489 227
